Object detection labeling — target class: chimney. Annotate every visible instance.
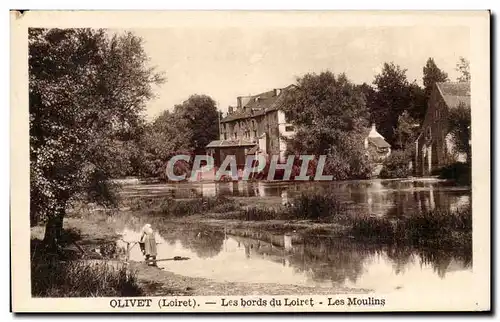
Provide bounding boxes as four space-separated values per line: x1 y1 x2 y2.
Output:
368 123 383 138
237 97 242 109
274 88 281 96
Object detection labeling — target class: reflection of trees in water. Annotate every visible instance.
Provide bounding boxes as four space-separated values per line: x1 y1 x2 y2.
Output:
294 238 377 284
177 229 225 258
153 224 225 258
417 247 472 278
385 245 415 275
234 234 472 285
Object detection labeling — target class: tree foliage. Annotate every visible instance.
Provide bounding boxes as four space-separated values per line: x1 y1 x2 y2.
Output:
280 71 373 180
140 94 219 178
423 57 449 99
29 28 164 247
176 95 219 154
447 102 471 162
394 110 419 150
379 150 412 179
369 63 419 145
456 56 471 82
140 111 192 178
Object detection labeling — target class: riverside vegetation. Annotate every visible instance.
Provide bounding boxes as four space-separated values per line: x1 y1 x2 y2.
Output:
31 189 471 296
120 191 471 250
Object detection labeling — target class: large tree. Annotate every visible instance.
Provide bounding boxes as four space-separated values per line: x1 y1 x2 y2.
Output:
29 28 164 249
176 94 219 154
423 57 449 99
370 62 414 145
280 71 372 180
140 94 219 178
140 110 192 178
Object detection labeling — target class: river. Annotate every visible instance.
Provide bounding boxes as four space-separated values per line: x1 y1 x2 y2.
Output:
115 178 472 293
120 178 471 216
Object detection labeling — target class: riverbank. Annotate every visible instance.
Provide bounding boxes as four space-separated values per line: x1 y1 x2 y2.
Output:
30 182 471 297
30 214 368 296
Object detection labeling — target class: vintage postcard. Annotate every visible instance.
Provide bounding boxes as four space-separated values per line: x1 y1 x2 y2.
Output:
11 10 490 312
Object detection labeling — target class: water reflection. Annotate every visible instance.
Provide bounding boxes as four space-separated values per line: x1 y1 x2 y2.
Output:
122 180 470 216
117 225 472 292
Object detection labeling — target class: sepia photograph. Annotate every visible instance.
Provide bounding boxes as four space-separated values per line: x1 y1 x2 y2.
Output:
10 10 490 312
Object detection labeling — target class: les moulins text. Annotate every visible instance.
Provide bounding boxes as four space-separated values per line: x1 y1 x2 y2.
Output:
109 297 386 309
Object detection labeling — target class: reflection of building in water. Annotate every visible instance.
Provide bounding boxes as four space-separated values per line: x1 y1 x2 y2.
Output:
281 190 289 206
364 180 393 216
244 244 251 258
199 183 217 198
413 187 470 214
422 184 436 211
284 234 292 251
257 182 266 197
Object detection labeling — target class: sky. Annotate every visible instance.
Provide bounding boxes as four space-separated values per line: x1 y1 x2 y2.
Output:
131 26 470 120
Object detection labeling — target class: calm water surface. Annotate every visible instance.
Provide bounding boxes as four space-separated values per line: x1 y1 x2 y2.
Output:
116 179 472 293
117 224 472 293
121 179 471 216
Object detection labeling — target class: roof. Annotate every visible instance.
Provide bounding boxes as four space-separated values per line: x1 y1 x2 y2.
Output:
245 145 259 155
368 137 391 148
206 139 257 148
221 85 295 123
436 82 471 109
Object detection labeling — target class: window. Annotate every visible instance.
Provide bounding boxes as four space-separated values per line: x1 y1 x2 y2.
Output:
285 125 295 132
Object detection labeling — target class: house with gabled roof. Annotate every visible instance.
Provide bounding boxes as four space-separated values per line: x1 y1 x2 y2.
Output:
364 123 391 176
414 82 471 176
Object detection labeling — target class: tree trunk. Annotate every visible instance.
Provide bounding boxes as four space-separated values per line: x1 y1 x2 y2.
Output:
43 203 66 253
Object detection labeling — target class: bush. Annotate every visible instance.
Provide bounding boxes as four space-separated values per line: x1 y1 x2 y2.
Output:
350 215 395 240
289 191 347 220
434 162 471 185
397 207 471 242
31 260 142 297
240 207 285 221
348 207 471 248
379 150 411 179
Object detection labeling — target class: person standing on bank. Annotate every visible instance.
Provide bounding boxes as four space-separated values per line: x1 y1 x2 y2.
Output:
140 224 157 266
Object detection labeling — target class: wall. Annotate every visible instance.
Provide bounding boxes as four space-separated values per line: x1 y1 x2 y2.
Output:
277 110 295 161
221 109 295 161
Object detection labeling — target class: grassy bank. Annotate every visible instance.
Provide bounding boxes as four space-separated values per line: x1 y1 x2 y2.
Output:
31 259 142 297
30 232 143 297
348 207 471 249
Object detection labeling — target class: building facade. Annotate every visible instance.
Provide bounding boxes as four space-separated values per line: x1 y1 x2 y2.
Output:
414 82 471 176
207 86 296 168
